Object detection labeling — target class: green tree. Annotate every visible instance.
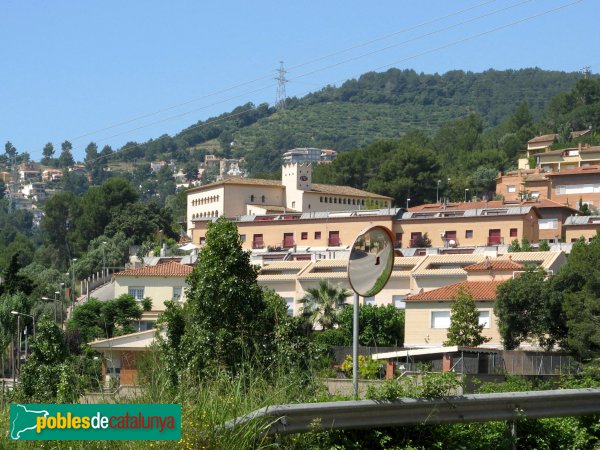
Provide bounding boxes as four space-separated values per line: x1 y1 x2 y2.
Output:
58 140 75 168
300 280 351 330
538 240 550 251
337 304 404 347
508 239 521 252
495 268 559 349
41 142 55 166
411 232 432 248
40 191 82 269
174 217 276 376
16 318 81 403
444 288 490 347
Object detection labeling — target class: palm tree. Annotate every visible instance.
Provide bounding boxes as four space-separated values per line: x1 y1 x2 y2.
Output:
300 280 351 330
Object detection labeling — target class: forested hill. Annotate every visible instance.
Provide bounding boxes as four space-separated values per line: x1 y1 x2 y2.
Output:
112 68 584 175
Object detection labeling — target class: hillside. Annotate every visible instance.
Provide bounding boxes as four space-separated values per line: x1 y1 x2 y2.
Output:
111 68 584 175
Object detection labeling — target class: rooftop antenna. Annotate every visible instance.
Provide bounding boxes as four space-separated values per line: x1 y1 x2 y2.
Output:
275 61 288 110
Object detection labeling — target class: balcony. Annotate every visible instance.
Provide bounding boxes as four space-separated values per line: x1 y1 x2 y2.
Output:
252 242 264 249
487 236 504 246
282 240 295 249
328 238 341 246
442 237 459 248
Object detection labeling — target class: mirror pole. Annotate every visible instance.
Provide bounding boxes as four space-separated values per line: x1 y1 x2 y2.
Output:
353 291 359 399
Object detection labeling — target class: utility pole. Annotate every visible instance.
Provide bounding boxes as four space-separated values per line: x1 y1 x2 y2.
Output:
275 61 288 110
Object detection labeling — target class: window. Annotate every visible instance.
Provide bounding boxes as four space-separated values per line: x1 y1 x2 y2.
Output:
172 287 182 301
364 296 376 306
510 228 518 237
539 219 558 230
239 234 246 242
315 231 321 240
556 185 566 195
128 287 145 301
431 311 450 329
465 230 473 239
250 195 255 202
478 311 490 328
507 185 516 193
393 295 406 309
261 195 265 203
291 201 296 208
284 298 294 316
301 232 308 240
199 237 206 245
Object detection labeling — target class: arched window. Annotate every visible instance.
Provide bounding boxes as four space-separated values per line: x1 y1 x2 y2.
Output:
250 195 255 202
320 196 323 202
261 195 265 203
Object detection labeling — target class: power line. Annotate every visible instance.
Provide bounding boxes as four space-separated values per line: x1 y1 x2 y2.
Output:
83 0 583 165
275 61 288 110
81 0 535 150
67 0 498 143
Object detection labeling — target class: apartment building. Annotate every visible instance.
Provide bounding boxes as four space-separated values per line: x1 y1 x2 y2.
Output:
187 162 392 234
547 165 600 210
404 252 566 349
517 130 592 169
402 201 540 247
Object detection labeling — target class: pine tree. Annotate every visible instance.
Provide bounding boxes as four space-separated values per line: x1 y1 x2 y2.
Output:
444 287 490 347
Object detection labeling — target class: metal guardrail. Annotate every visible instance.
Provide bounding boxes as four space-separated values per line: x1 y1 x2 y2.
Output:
225 388 600 435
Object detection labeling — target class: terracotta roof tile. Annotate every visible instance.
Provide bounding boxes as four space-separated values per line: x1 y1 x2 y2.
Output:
188 177 284 193
528 133 557 144
115 261 193 277
408 198 576 212
406 280 505 302
464 259 524 271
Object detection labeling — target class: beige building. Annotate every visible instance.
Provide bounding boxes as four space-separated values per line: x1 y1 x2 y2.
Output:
563 215 600 242
403 255 563 349
517 130 592 169
256 252 566 318
547 165 600 211
186 163 392 233
403 202 540 247
192 208 402 252
113 261 193 326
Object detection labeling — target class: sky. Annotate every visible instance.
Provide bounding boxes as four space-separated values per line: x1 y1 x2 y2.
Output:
1 0 598 161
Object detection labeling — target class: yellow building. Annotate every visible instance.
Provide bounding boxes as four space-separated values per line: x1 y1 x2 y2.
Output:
563 215 600 242
186 163 392 233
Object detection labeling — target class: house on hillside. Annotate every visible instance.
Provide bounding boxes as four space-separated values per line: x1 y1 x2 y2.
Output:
113 261 193 328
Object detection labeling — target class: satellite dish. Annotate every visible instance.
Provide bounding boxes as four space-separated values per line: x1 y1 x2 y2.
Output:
347 225 395 297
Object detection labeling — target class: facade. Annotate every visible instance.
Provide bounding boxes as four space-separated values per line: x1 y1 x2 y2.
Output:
403 202 540 247
186 163 392 234
404 257 555 349
563 215 600 242
546 165 600 211
256 252 566 318
113 261 193 326
281 147 337 164
89 329 160 387
518 130 591 169
192 208 402 252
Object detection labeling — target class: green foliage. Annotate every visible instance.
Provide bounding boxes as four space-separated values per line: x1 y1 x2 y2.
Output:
300 280 351 330
67 294 146 344
411 232 432 248
337 304 405 347
15 318 81 403
495 268 563 350
175 218 275 377
508 238 521 252
340 354 381 380
539 239 550 251
444 288 490 347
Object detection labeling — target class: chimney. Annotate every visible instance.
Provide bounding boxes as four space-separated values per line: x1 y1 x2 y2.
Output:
578 142 582 152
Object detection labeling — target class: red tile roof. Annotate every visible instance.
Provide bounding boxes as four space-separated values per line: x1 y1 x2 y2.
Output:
528 133 557 144
406 280 505 302
115 261 193 277
464 259 524 271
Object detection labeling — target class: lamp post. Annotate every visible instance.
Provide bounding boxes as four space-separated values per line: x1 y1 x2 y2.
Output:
60 283 65 325
41 296 56 322
464 188 470 202
55 291 61 323
436 180 441 204
71 258 77 307
11 311 35 340
406 198 411 210
102 241 107 278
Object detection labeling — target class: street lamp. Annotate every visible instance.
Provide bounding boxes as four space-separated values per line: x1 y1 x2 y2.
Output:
464 188 470 202
11 311 35 339
102 241 107 277
41 296 55 322
55 291 61 323
71 259 77 307
436 180 441 204
406 198 411 210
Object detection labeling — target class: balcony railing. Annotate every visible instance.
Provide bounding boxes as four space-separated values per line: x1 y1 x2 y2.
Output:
328 238 341 246
442 237 459 248
252 242 264 249
487 236 504 246
282 240 295 249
